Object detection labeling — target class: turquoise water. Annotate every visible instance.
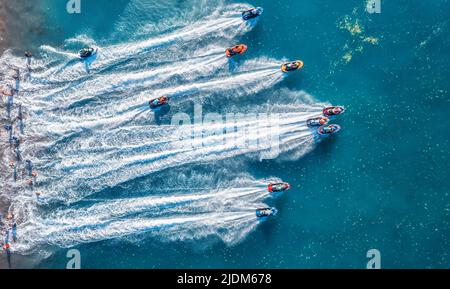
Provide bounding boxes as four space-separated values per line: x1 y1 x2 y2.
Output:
1 0 449 269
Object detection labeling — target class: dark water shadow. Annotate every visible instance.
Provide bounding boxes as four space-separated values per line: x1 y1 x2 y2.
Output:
154 104 171 125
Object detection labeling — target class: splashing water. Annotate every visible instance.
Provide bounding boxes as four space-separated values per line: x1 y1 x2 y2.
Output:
29 3 257 84
12 176 283 253
0 3 333 259
23 105 322 203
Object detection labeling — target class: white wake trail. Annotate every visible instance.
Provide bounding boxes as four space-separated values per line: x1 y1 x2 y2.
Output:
28 106 322 203
32 4 255 83
23 59 285 133
31 49 227 105
15 210 261 252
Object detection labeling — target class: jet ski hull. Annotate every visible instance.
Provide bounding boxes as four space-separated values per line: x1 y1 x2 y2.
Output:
149 97 169 109
307 117 329 127
268 183 290 193
323 106 345 117
226 44 248 57
78 47 98 59
242 7 264 21
256 207 278 218
318 124 341 136
281 60 304 72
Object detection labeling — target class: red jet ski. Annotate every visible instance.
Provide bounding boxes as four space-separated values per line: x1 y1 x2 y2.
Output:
318 124 341 136
149 96 169 109
268 182 290 193
323 106 345 117
226 44 248 58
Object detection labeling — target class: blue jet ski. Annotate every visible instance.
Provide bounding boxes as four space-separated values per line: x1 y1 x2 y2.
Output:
78 47 97 59
318 124 341 136
307 117 329 127
256 207 278 218
149 96 169 109
242 7 263 21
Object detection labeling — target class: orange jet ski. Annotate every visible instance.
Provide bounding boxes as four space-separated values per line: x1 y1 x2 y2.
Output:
226 44 248 58
281 60 304 72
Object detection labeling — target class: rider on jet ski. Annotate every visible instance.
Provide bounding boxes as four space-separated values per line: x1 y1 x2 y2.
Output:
242 7 264 21
323 106 345 117
307 117 329 127
149 96 169 109
281 60 304 72
318 124 341 135
268 182 290 193
256 207 278 218
79 47 97 59
226 44 248 58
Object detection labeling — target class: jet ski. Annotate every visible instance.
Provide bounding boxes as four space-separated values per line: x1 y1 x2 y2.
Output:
268 182 290 193
3 243 11 252
242 7 263 21
281 60 304 72
307 117 329 127
226 44 248 58
323 106 345 117
318 124 341 136
149 96 169 109
78 47 97 59
256 207 278 218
